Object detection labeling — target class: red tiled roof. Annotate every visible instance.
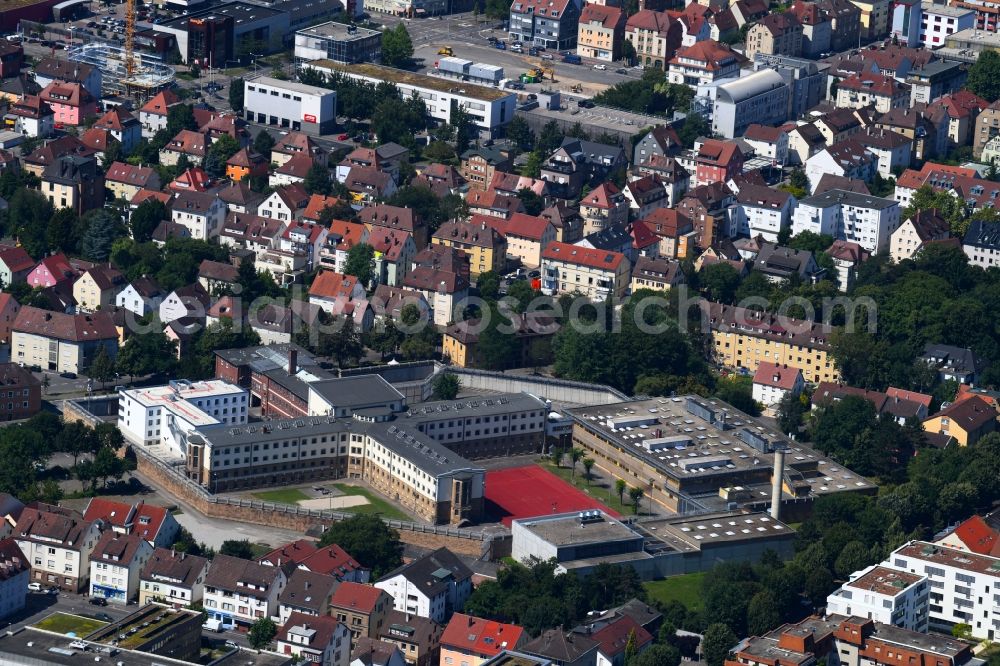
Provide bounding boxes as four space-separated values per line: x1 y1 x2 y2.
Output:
94 107 137 131
330 581 385 614
132 503 168 542
581 3 624 27
743 124 786 143
259 539 318 567
106 161 157 188
839 72 906 96
140 89 181 115
309 271 360 300
581 182 622 209
504 213 553 241
300 543 365 578
753 361 803 390
590 616 653 659
303 194 342 222
950 515 1000 556
542 242 625 271
670 39 743 70
0 246 35 273
885 387 932 409
83 498 133 528
441 614 525 658
696 138 742 167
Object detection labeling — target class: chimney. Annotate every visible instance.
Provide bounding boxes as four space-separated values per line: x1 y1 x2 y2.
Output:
288 349 298 375
770 448 786 520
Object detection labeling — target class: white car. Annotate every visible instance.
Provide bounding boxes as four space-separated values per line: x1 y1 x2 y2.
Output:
593 64 607 70
27 582 42 592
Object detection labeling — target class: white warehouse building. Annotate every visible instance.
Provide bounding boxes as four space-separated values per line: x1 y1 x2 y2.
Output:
243 76 337 136
302 60 517 136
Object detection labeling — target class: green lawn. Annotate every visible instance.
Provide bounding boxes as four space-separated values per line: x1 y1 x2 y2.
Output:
539 462 638 516
35 613 106 636
331 484 412 521
252 488 310 504
643 572 707 612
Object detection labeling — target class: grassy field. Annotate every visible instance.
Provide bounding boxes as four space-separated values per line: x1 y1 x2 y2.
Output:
252 488 310 504
331 484 411 521
643 572 707 612
35 613 106 636
539 462 641 516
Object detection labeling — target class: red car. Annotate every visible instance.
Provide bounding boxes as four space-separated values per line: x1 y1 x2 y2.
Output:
337 133 349 141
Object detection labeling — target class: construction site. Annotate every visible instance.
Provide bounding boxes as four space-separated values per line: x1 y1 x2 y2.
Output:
67 41 175 102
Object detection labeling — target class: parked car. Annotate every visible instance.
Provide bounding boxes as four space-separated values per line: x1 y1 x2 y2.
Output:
540 53 554 60
27 582 42 592
593 63 607 70
60 372 77 379
94 613 112 622
225 641 239 649
89 597 108 606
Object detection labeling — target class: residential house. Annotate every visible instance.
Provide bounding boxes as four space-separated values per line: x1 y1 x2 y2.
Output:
330 582 393 643
226 148 269 183
677 182 734 250
106 162 161 201
583 615 653 666
734 185 795 242
752 361 805 412
540 138 627 200
863 128 912 178
540 242 630 300
442 312 557 369
93 107 142 154
668 40 745 89
578 4 626 61
259 184 310 223
81 500 179 548
466 189 525 220
369 227 417 286
432 220 506 277
579 183 629 236
814 109 864 146
508 0 582 50
497 213 557 267
413 163 465 196
41 154 104 214
218 180 265 214
351 639 407 666
629 256 685 293
540 204 584 244
378 611 442 666
169 167 212 193
278 569 341 625
8 95 53 138
345 166 397 204
159 283 211 326
0 363 40 421
460 147 513 192
639 208 695 259
805 140 877 191
139 547 210 608
271 153 316 188
623 175 671 220
302 194 342 225
632 156 690 207
172 191 225 240
625 10 683 70
826 239 870 291
11 307 118 373
0 538 27 620
116 277 166 317
877 106 943 162
375 547 473 624
745 13 804 60
249 302 322 345
0 247 35 288
272 132 321 167
963 218 1000 269
890 208 950 262
752 242 823 282
198 259 240 294
203 554 287 628
361 204 429 250
632 126 681 166
850 0 891 40
743 125 790 167
309 271 366 313
39 81 98 127
731 0 770 26
277 613 351 666
299 543 370 583
139 89 181 137
937 90 988 150
372 285 430 323
159 129 209 166
793 188 900 253
27 253 77 289
14 505 101 592
788 1 833 57
319 220 370 273
88 532 153 604
922 394 996 446
817 0 863 50
693 138 744 188
523 629 598 666
835 73 910 113
403 245 471 327
440 615 526 666
33 58 101 97
919 343 984 385
785 122 827 166
73 265 126 312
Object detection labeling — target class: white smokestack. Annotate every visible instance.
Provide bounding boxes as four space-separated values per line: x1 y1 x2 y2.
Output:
770 448 785 520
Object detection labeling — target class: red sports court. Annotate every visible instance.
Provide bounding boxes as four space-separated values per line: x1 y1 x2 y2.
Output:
484 465 620 527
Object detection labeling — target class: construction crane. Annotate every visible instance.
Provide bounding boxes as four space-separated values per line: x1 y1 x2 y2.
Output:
124 0 136 82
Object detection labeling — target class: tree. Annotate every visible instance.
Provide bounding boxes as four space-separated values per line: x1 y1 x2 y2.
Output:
678 114 709 149
381 23 414 68
89 346 116 387
522 150 544 178
81 209 125 262
229 78 244 111
166 104 198 134
702 624 738 666
747 590 781 636
304 163 332 195
253 129 275 156
517 187 544 215
46 208 81 254
506 116 535 152
538 120 564 153
628 486 645 514
248 617 277 650
622 39 637 66
476 303 520 370
951 623 973 640
967 50 1000 102
582 457 595 485
344 243 375 287
219 539 255 559
630 644 681 666
477 271 501 301
699 262 741 303
9 190 55 257
615 478 627 505
129 199 167 243
424 140 456 163
318 514 403 578
834 541 872 578
432 373 461 400
568 447 584 479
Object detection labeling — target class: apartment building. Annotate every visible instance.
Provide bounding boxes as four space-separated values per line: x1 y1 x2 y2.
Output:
890 209 950 262
375 547 473 624
139 548 210 608
745 13 804 60
826 565 929 630
508 0 582 50
172 191 226 240
963 218 1000 268
835 73 910 113
625 10 683 70
751 361 805 410
0 539 28 620
882 540 1000 639
330 582 393 643
441 615 527 666
276 613 351 666
577 4 625 61
203 554 287 629
540 242 631 300
580 183 629 236
11 307 118 374
668 40 744 89
703 301 840 383
734 185 796 242
88 532 153 604
278 569 340 625
792 189 901 254
431 220 506 277
40 154 104 215
14 506 102 592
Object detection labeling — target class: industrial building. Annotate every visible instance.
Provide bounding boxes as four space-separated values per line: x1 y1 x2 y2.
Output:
699 70 789 139
294 21 382 64
157 2 290 65
303 60 517 135
565 395 874 518
243 75 337 136
434 57 504 87
511 509 795 579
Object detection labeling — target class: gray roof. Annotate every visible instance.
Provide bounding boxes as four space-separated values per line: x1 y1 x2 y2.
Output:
580 223 632 252
376 547 472 596
963 219 1000 250
404 392 547 424
309 375 406 410
215 343 322 372
279 568 340 613
798 188 898 210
